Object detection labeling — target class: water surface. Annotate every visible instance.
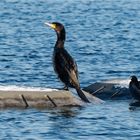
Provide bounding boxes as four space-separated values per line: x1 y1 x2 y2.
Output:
1 0 140 139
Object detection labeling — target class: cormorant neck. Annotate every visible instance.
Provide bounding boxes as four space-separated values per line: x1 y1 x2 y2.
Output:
55 28 65 48
55 40 64 48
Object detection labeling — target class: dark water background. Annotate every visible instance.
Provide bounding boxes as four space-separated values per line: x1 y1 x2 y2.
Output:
1 0 140 139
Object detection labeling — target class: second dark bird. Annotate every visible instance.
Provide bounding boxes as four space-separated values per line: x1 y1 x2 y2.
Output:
129 75 140 101
45 22 90 103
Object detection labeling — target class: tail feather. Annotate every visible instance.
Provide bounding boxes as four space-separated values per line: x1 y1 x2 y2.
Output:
76 88 90 103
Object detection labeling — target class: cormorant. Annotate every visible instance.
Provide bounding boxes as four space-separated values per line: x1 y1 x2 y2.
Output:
129 75 140 101
45 22 90 103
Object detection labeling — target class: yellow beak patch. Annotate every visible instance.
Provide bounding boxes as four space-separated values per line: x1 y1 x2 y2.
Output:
50 24 56 29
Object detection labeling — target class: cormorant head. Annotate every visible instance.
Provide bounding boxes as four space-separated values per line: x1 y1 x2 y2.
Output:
130 75 138 83
45 22 65 41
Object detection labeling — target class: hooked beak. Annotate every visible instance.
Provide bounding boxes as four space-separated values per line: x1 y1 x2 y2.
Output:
44 22 56 29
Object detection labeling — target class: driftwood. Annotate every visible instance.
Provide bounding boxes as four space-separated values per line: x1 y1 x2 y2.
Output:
0 90 81 108
83 82 131 100
0 89 104 108
1 81 132 108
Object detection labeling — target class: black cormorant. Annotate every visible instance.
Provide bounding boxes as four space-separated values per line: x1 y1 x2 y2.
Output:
129 75 140 101
45 22 90 103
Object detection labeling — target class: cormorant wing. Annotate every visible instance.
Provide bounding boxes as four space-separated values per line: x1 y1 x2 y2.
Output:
131 83 140 94
59 49 80 88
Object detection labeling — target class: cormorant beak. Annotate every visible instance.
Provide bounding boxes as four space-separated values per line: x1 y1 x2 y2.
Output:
44 22 56 29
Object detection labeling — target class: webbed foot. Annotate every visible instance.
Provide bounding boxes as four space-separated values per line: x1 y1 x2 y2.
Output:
63 86 69 91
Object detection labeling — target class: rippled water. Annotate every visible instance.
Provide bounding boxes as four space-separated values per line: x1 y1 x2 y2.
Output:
1 102 140 140
1 0 140 139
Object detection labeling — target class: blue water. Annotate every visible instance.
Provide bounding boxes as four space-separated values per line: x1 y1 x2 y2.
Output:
1 0 140 139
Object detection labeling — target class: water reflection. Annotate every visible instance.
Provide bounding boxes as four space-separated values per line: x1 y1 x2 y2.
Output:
48 106 83 119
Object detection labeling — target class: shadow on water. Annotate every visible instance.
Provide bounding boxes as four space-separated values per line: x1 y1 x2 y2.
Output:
47 106 83 118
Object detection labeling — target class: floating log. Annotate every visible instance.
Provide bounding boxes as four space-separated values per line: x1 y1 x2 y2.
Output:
83 82 131 100
0 89 104 108
0 81 132 109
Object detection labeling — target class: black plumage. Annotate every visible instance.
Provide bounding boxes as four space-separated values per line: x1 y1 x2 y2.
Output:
45 22 89 103
129 75 140 100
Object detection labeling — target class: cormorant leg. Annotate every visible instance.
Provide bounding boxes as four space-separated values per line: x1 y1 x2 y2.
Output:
63 86 69 91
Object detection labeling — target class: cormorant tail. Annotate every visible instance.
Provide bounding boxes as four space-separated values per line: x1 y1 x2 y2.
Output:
76 88 90 103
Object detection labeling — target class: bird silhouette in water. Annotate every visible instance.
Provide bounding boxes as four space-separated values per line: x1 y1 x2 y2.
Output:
45 22 90 103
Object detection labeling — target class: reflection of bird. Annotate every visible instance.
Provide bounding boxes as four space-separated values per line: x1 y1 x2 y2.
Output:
129 75 140 101
45 22 89 102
